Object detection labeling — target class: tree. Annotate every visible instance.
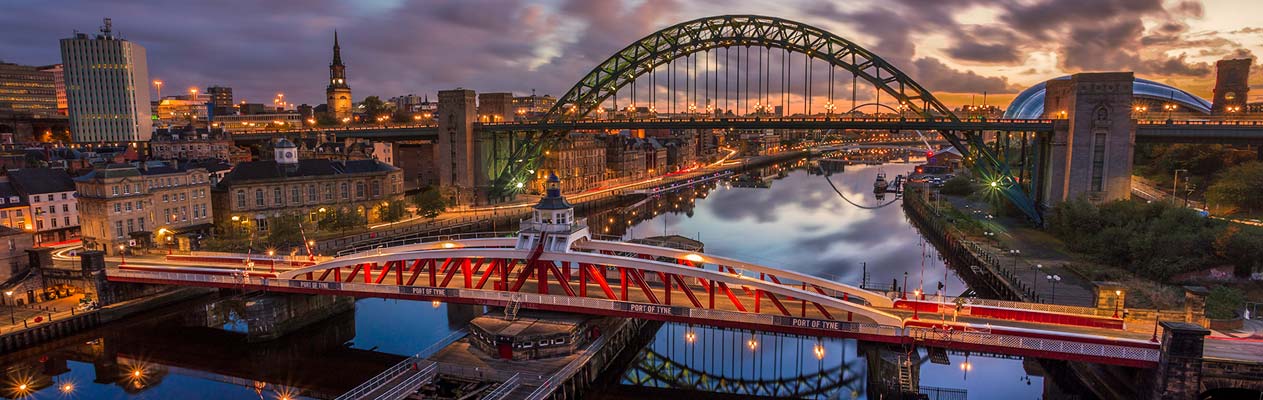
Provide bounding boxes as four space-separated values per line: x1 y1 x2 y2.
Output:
1205 287 1245 320
377 200 408 223
412 188 447 219
265 214 304 247
938 176 976 196
1207 161 1263 214
316 113 339 127
360 96 390 122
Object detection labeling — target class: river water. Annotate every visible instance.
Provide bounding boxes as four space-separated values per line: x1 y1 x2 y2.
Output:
1 156 1052 399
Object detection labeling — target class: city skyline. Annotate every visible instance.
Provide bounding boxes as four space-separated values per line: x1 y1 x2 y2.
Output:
2 0 1261 110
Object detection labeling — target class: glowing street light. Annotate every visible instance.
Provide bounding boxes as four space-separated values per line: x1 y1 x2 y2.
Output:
813 342 826 360
685 328 696 344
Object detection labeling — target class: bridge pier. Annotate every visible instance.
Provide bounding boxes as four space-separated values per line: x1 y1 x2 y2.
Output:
1149 321 1210 400
1041 72 1136 205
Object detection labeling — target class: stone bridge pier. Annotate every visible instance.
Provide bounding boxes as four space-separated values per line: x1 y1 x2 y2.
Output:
1149 321 1263 400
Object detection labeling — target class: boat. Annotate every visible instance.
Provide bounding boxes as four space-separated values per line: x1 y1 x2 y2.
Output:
873 171 888 193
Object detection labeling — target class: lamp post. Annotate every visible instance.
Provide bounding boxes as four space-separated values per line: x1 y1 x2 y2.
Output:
1009 249 1021 272
902 272 908 300
1032 264 1043 302
1046 274 1061 303
1113 289 1122 318
267 249 276 274
118 244 126 265
1172 169 1188 205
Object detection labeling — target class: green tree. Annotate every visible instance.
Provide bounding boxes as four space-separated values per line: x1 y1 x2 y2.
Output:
412 187 447 219
265 214 305 246
360 96 390 123
1207 161 1263 213
1205 287 1245 320
938 176 976 196
377 200 408 223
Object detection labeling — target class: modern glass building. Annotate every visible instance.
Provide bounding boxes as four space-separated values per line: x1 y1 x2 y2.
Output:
0 62 59 118
1004 76 1211 119
59 18 152 142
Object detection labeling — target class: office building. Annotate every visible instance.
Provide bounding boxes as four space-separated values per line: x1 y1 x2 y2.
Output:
60 18 153 142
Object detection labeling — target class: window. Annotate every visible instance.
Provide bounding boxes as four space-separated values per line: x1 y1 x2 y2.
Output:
1091 132 1107 192
61 193 67 200
114 203 121 213
112 186 119 196
114 221 123 238
124 202 132 212
180 193 186 201
308 185 316 202
62 204 69 213
355 182 365 198
371 180 381 196
291 187 300 204
236 190 245 208
136 201 143 210
138 217 145 231
51 218 57 228
48 205 55 214
324 184 333 201
255 189 264 207
36 220 43 230
181 206 188 221
274 187 282 206
163 194 169 202
340 182 349 199
200 204 207 219
126 219 133 233
63 216 69 226
47 194 53 202
256 218 269 232
193 206 200 219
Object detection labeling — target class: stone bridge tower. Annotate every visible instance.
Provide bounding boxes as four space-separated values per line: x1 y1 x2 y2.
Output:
1041 72 1136 204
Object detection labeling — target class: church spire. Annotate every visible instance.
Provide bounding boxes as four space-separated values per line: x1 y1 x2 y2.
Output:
331 30 343 66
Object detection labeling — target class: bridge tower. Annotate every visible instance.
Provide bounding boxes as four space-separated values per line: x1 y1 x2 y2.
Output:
515 173 590 252
1211 58 1251 114
437 89 478 205
1041 72 1136 204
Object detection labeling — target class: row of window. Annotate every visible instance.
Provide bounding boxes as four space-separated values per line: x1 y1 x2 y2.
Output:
234 180 385 209
37 216 75 231
33 203 75 216
163 204 208 223
113 217 144 239
29 193 70 203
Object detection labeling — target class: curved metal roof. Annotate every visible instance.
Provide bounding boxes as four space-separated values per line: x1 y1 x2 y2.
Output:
1003 76 1212 119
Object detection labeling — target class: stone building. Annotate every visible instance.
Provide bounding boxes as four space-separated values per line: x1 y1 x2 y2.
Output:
211 139 404 235
74 161 214 255
149 128 245 161
5 168 78 245
603 134 648 181
538 133 606 194
0 225 33 281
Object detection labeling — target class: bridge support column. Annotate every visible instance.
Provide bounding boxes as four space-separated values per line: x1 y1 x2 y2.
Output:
1041 73 1135 205
437 89 479 206
1149 321 1210 400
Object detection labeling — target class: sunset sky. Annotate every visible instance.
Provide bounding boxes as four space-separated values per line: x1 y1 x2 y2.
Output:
2 0 1261 110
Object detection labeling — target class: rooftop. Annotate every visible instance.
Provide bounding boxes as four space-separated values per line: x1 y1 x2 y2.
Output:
217 159 397 186
7 168 75 195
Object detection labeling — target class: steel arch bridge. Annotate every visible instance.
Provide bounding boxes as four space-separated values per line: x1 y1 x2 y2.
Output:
491 14 1042 222
623 348 860 398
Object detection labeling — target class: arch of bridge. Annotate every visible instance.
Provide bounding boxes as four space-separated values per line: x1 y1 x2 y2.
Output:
628 348 858 396
543 14 957 123
280 240 903 326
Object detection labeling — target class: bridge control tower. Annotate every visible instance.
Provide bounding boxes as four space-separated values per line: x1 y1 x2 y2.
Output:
515 173 590 252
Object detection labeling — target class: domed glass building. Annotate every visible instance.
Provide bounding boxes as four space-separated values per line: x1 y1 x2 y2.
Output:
1003 76 1212 119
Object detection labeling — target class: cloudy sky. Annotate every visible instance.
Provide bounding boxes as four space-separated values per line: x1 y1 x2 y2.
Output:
2 0 1261 110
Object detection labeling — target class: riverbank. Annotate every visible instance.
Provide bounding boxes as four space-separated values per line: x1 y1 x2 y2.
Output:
0 287 211 354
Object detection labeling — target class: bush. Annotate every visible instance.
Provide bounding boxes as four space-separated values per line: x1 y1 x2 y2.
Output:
1047 198 1250 282
939 176 976 196
1205 287 1245 320
1207 161 1263 213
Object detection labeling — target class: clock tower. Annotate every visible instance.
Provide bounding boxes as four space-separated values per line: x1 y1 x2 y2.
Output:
326 31 353 120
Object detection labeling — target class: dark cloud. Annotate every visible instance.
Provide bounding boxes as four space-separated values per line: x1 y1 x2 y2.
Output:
912 58 1020 93
946 42 1022 64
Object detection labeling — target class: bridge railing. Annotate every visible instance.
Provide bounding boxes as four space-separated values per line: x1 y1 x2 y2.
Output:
480 373 522 400
477 116 1056 126
907 326 1159 363
334 327 467 400
336 231 518 257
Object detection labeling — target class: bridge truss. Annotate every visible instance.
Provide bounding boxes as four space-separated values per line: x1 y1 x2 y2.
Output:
490 15 1044 222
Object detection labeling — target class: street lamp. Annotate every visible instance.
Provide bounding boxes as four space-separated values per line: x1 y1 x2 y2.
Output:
1046 274 1061 303
118 244 127 265
1172 169 1188 205
1032 264 1042 301
1113 290 1122 318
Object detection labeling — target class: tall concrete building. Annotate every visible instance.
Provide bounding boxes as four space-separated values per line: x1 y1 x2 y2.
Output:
60 18 152 143
38 64 66 115
1041 72 1135 204
1211 58 1251 114
206 86 234 117
0 62 59 118
437 89 477 204
325 31 353 120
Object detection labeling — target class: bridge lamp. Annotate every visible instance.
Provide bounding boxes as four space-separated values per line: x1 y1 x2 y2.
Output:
15 383 29 394
683 253 705 263
131 369 144 379
515 181 524 189
60 382 75 394
442 242 458 249
747 337 758 351
813 342 826 360
432 300 441 308
685 329 696 344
